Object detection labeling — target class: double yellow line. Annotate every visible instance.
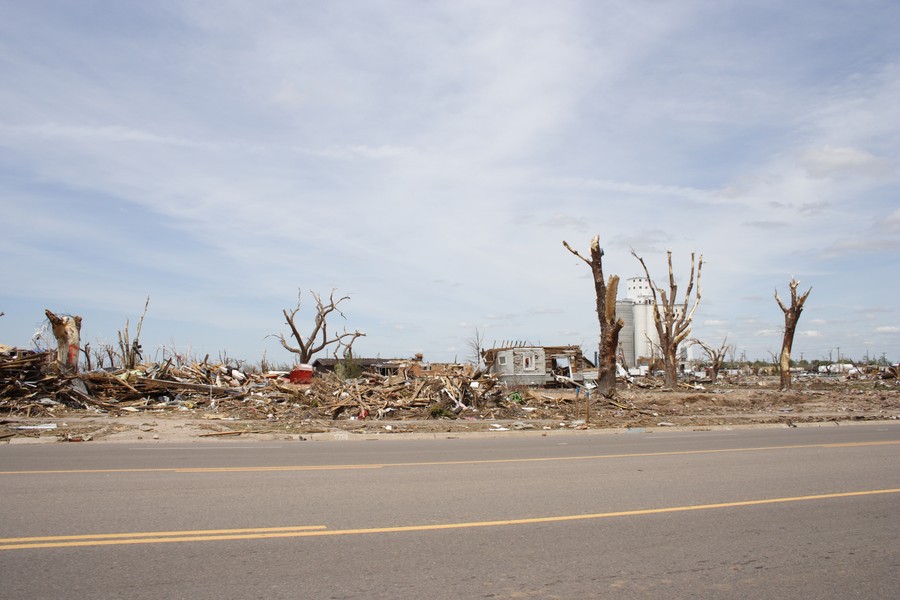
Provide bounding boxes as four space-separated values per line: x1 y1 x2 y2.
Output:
3 488 898 551
0 525 327 550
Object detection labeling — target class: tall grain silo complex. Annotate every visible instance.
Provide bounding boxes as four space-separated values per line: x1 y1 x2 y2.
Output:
616 277 659 369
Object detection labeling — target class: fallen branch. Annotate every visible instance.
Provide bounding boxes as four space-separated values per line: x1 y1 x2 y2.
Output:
198 429 273 437
606 399 631 410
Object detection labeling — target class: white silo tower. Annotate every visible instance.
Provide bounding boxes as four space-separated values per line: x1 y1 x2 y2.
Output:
626 277 660 366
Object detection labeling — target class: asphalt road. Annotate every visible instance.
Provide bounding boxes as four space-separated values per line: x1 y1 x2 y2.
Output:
2 423 899 599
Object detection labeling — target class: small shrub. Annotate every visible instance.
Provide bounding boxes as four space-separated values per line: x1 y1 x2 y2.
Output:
429 404 452 419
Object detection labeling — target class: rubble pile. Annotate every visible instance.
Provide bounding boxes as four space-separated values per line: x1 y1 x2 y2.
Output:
0 352 579 424
3 348 897 442
0 349 80 415
265 371 566 421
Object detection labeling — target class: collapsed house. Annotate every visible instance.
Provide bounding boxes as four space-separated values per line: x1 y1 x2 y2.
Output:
481 345 594 387
312 357 404 377
311 354 473 379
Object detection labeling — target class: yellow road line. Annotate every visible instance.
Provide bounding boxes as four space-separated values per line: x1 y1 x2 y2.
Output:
1 440 897 476
2 488 897 551
174 464 381 473
0 525 326 543
0 464 384 475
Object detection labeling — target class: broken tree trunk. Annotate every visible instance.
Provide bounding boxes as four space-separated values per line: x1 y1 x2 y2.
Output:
564 235 624 400
45 309 82 372
775 278 812 391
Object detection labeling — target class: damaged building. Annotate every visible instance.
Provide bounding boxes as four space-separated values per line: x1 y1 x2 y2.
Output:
481 345 593 387
311 354 472 378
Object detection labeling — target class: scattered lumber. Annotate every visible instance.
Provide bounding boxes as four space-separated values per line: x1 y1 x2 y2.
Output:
0 350 543 423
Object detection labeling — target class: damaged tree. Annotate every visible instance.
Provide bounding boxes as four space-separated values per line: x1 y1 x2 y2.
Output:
631 249 703 388
775 278 812 391
564 235 624 399
118 296 150 369
45 309 82 372
276 289 365 364
691 336 732 383
467 328 486 371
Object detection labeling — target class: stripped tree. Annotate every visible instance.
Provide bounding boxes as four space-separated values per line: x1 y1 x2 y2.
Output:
631 249 703 387
117 295 150 369
690 336 732 383
467 327 486 371
564 235 624 399
775 278 812 390
276 289 365 364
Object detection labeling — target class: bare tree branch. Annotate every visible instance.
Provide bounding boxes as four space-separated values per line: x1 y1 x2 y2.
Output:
467 327 485 369
690 336 731 383
274 289 366 364
631 248 703 387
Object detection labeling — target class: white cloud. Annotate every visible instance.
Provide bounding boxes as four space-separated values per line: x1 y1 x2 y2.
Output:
0 122 212 148
540 214 590 231
821 237 900 258
754 329 782 337
527 307 565 316
551 176 715 203
800 146 891 179
881 209 900 234
1 0 899 363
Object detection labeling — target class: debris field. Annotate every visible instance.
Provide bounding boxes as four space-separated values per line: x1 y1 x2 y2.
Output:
2 347 898 443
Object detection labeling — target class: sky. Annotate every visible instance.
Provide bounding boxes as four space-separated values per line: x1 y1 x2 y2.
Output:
1 0 899 367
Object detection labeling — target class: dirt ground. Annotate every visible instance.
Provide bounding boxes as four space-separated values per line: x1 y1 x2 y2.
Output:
3 376 898 444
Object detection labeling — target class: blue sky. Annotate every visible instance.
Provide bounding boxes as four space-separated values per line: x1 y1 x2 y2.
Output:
1 0 898 366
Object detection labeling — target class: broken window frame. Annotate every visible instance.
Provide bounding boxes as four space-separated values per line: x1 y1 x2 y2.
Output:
522 353 538 372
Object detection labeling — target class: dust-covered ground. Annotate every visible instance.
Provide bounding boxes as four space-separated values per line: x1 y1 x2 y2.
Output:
4 375 898 444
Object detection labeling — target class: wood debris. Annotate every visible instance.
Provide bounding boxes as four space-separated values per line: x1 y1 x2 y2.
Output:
5 348 894 440
0 349 583 427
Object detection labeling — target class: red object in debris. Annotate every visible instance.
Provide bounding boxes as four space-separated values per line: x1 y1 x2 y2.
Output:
68 344 80 369
288 365 314 383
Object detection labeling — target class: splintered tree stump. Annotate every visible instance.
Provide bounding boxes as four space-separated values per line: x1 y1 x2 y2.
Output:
564 235 624 401
775 279 812 391
45 309 82 372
